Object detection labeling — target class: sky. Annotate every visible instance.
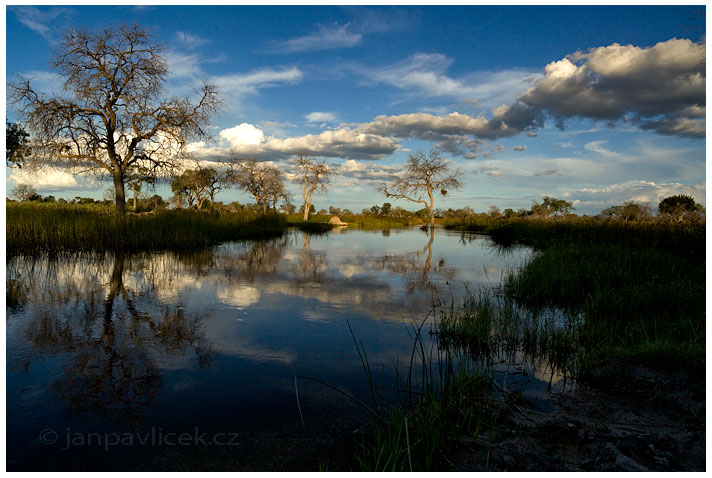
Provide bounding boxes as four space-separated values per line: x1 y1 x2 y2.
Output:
5 4 707 215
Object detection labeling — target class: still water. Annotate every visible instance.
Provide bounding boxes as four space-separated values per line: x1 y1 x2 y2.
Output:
7 227 549 470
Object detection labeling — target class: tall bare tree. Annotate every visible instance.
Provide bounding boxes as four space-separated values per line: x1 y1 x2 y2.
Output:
379 150 463 229
233 158 289 213
293 154 337 221
10 24 220 214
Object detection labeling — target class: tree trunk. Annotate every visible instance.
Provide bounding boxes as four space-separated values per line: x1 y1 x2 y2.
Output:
113 171 126 215
132 187 138 211
427 186 436 229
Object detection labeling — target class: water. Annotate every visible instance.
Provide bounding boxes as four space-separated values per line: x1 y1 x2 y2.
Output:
7 227 552 470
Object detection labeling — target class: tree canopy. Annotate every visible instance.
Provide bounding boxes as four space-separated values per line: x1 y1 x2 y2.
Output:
10 23 220 214
6 121 31 168
379 150 463 228
293 154 337 221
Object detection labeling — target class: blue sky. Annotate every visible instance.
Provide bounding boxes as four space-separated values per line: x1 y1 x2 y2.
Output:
5 5 706 214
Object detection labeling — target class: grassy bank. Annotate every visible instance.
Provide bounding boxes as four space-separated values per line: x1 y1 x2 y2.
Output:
441 217 705 378
287 213 422 230
7 202 287 256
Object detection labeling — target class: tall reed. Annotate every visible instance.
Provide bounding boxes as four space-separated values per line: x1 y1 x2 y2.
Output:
7 202 287 256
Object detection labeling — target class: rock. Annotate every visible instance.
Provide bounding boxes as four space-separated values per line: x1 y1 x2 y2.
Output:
328 216 348 226
615 452 649 472
603 442 649 472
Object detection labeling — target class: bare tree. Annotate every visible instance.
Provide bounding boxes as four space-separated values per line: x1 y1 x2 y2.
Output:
10 24 220 214
233 158 289 213
293 154 337 221
379 150 463 229
11 183 38 201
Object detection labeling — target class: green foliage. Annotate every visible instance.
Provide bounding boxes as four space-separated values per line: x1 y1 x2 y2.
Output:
440 215 704 380
6 121 30 167
658 194 703 219
494 219 704 375
530 196 574 217
599 201 652 221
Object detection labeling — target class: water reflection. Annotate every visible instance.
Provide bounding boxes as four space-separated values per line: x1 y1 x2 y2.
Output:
10 254 212 424
8 228 544 469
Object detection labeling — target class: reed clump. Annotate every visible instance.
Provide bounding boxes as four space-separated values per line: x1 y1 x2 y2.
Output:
7 202 287 256
441 216 705 378
350 318 494 472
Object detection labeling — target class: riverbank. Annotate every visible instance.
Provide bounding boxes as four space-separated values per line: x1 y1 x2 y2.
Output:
6 202 287 256
286 213 422 230
353 217 705 471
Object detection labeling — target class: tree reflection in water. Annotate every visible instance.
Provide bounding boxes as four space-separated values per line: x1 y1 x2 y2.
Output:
17 253 213 425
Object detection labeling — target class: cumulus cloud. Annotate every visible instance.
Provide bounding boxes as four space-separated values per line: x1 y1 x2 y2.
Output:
338 159 400 182
351 110 539 157
220 123 266 147
8 166 98 192
513 145 527 151
519 38 705 138
351 38 705 149
193 123 401 161
276 23 362 52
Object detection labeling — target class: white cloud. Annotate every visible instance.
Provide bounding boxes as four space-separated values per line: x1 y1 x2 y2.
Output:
175 31 209 49
213 67 303 96
194 123 401 161
220 123 266 147
512 145 527 152
337 159 400 182
570 180 706 211
10 6 74 39
7 167 97 192
306 111 338 124
519 38 705 138
583 140 622 158
164 51 203 79
277 23 362 52
360 53 539 104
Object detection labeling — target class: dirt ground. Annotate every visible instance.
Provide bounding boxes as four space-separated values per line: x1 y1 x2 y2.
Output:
451 367 706 472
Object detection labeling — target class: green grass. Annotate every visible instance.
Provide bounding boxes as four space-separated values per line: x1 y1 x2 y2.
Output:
349 317 495 472
7 202 287 256
286 213 422 230
439 216 705 379
437 291 581 377
355 368 493 471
